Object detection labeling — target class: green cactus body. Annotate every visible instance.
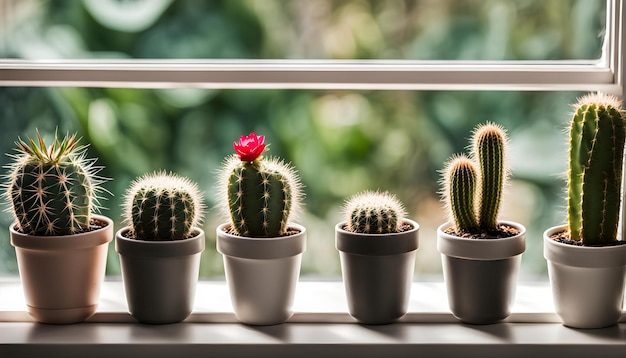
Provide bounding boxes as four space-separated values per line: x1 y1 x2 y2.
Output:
445 155 479 232
227 160 292 238
567 94 625 245
6 132 104 236
126 172 203 241
343 190 406 234
474 124 506 230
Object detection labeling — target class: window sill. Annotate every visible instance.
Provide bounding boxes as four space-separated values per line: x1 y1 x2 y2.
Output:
1 279 625 357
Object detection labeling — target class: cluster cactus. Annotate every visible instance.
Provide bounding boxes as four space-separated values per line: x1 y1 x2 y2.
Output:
342 190 407 234
124 171 204 241
219 132 302 238
5 131 107 236
442 123 508 233
566 94 625 245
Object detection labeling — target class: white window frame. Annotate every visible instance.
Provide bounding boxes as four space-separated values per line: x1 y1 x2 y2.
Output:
0 0 623 94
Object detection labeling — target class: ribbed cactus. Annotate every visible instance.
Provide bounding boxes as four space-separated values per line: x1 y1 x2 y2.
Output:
343 190 407 234
442 123 509 233
219 133 302 238
124 171 204 241
567 94 625 245
5 131 107 236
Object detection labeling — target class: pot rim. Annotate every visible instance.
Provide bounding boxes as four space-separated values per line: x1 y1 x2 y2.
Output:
436 220 526 261
335 218 419 256
115 226 206 258
543 224 626 268
216 222 306 260
10 214 113 250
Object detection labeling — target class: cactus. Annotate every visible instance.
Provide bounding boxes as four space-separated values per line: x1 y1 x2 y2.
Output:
442 123 509 233
219 133 302 238
124 171 204 241
343 190 407 234
567 93 625 245
5 130 107 236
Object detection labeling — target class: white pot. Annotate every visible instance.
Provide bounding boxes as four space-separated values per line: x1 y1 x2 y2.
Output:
437 221 526 324
216 223 306 325
543 224 626 329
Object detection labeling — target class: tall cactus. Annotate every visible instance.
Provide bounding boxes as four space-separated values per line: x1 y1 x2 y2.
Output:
5 131 107 236
442 123 509 233
219 133 302 238
343 190 407 234
567 94 625 245
124 171 204 241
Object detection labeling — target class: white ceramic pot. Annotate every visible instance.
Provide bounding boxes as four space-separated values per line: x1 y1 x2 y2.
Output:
216 223 306 325
543 224 626 329
437 221 526 324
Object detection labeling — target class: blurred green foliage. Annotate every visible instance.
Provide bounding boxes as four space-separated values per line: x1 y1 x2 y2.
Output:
0 0 605 277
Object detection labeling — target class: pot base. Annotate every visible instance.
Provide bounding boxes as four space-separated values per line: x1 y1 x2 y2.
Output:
28 304 97 324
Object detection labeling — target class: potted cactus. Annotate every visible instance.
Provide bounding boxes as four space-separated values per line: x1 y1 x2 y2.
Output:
216 132 306 325
335 190 419 324
115 171 205 324
437 123 526 324
5 131 113 324
543 93 626 329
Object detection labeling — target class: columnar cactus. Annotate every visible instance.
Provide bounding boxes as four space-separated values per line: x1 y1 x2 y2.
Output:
442 123 509 233
5 131 107 236
567 93 625 245
124 171 204 241
343 190 407 234
219 133 302 238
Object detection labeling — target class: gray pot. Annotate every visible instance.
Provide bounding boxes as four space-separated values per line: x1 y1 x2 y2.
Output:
335 219 419 324
437 221 526 324
544 224 626 329
216 223 306 325
115 227 205 324
10 215 113 324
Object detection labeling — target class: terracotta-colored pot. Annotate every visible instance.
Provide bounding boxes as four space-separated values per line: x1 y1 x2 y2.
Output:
10 215 113 324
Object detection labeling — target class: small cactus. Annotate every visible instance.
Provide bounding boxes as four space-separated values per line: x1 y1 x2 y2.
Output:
5 130 108 236
442 123 509 233
124 171 204 241
343 190 407 234
219 133 302 238
567 93 625 245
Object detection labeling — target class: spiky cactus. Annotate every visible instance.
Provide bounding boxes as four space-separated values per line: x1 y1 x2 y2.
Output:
124 171 204 241
567 94 625 245
442 123 509 233
343 190 407 234
219 133 302 238
5 131 107 236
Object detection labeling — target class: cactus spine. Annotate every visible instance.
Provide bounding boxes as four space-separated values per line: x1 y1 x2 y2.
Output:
567 94 625 245
442 123 508 233
5 131 107 236
124 171 204 241
220 133 302 238
343 190 407 234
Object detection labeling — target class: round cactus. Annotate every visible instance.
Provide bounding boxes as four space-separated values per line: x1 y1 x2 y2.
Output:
219 133 302 238
5 130 108 236
343 190 407 234
124 171 204 241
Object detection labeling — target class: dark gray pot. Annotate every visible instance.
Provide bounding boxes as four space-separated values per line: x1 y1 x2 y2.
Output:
115 227 205 324
335 219 419 324
437 221 526 324
216 223 306 325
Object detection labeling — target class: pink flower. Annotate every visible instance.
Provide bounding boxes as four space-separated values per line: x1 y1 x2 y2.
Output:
233 132 266 162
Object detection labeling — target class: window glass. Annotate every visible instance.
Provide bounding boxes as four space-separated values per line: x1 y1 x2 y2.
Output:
0 87 579 278
1 0 606 61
